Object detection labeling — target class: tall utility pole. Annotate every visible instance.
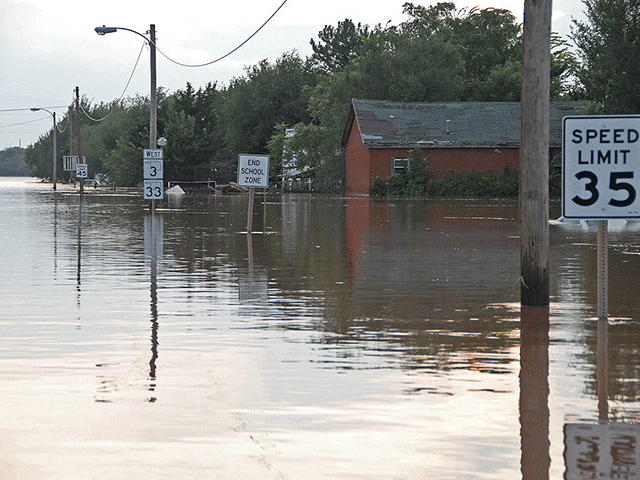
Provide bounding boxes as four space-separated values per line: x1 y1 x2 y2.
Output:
149 24 157 150
69 105 74 185
520 0 552 306
149 24 158 214
76 86 84 196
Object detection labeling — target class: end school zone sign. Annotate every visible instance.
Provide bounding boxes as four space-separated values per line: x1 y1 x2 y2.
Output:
563 116 640 219
237 154 269 188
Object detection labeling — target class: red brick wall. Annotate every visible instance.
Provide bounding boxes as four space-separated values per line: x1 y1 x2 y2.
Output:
345 126 371 194
346 144 521 194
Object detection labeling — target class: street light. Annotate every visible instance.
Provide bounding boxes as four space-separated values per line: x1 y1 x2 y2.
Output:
31 107 57 190
94 25 158 151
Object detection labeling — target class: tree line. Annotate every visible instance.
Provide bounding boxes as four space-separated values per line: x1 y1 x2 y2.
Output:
21 1 635 191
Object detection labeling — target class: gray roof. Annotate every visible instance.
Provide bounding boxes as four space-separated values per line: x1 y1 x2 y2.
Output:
343 98 588 148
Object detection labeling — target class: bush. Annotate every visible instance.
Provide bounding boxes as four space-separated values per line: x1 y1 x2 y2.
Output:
373 164 520 197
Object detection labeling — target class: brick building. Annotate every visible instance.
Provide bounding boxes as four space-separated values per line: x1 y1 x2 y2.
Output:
341 98 587 194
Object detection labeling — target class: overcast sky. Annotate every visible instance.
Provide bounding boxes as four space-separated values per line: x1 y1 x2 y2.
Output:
0 0 586 151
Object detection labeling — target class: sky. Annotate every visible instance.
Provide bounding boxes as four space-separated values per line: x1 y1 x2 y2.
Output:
0 0 586 151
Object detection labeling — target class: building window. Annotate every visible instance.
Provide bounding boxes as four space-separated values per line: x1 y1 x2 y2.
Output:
393 158 410 175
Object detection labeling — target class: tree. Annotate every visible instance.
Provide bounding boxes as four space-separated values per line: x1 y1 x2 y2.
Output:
223 52 316 157
0 147 30 176
162 82 225 180
572 0 640 113
309 19 371 74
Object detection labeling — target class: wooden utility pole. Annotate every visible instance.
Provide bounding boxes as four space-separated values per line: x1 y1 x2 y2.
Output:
75 86 84 196
520 0 552 306
149 24 158 215
69 105 74 185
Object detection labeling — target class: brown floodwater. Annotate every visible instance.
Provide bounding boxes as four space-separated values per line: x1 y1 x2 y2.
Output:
1 177 640 479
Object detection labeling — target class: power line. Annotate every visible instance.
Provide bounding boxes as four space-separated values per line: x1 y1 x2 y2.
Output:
80 41 147 123
154 0 289 68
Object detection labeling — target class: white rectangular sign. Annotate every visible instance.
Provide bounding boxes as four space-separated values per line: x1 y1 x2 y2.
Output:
563 116 640 219
237 154 269 188
144 159 163 180
63 156 84 172
143 180 164 200
564 423 640 479
75 163 88 178
143 149 163 160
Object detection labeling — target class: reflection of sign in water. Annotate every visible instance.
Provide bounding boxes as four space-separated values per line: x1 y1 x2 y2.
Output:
238 269 269 303
564 423 640 479
144 215 164 262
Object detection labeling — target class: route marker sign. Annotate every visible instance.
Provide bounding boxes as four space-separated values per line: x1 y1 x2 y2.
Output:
143 159 163 180
143 149 163 159
143 180 164 200
143 149 163 200
563 115 640 219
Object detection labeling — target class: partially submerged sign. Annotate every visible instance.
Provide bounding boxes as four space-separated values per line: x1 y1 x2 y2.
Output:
143 149 163 200
563 116 640 219
237 154 269 188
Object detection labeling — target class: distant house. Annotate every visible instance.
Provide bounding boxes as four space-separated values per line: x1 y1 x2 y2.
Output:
341 98 587 194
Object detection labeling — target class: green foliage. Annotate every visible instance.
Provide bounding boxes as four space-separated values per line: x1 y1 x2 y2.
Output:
0 147 30 176
373 164 519 197
223 52 317 156
309 19 371 74
571 0 640 112
22 1 588 192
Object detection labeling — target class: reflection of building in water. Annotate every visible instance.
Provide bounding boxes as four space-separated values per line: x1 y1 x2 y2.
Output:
281 194 312 258
344 197 520 320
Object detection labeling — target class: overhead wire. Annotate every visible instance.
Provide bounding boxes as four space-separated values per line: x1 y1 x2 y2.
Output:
80 40 147 123
153 0 289 68
80 0 288 124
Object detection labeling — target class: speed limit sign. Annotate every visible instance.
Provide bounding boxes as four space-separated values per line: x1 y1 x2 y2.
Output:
563 116 640 219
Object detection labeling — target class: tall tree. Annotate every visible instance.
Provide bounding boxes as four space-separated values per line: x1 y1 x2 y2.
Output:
223 52 316 156
310 19 371 74
572 0 640 113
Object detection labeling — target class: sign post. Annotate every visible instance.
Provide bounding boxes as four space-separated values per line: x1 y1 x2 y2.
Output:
237 154 269 234
143 149 163 214
563 115 640 319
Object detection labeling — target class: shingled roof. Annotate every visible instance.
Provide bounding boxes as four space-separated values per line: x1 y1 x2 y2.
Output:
341 98 588 149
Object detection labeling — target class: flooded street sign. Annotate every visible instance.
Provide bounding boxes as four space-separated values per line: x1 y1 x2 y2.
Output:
237 154 269 188
562 116 640 319
75 163 88 179
238 154 269 233
143 149 163 201
563 116 640 219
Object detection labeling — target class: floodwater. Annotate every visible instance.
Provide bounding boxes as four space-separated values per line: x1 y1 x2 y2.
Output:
1 177 640 479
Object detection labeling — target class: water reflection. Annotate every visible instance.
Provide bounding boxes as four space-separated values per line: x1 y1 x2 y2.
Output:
145 214 163 401
520 306 550 480
563 301 640 477
4 180 640 478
